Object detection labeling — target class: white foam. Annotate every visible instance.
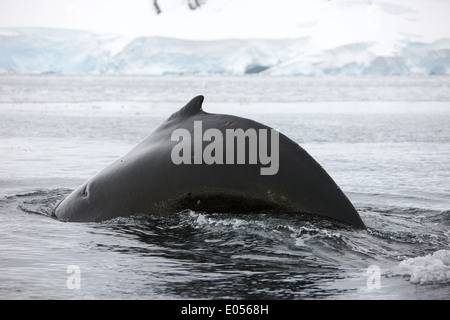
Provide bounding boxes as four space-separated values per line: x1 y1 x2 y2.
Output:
388 249 450 285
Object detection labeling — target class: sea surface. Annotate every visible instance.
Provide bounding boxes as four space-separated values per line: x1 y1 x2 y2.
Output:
0 75 449 300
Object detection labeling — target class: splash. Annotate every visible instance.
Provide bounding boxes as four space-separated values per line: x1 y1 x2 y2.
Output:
387 249 450 285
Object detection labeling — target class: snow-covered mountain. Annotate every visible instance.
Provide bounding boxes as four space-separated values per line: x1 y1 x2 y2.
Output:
1 0 449 75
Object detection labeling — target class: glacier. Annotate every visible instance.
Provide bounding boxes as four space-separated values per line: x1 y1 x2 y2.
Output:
1 27 449 76
1 0 450 76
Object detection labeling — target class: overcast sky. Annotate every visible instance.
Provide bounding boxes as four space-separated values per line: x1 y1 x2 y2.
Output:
0 0 158 36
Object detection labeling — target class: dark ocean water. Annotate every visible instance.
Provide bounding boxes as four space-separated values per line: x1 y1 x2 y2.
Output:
0 75 449 300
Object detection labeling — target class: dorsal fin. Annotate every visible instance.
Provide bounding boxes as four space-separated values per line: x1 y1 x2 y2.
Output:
169 95 204 120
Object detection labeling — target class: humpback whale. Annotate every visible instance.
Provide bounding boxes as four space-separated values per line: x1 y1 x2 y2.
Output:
54 95 365 229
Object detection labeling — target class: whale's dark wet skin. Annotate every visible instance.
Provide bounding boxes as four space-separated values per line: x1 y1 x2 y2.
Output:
54 96 365 228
